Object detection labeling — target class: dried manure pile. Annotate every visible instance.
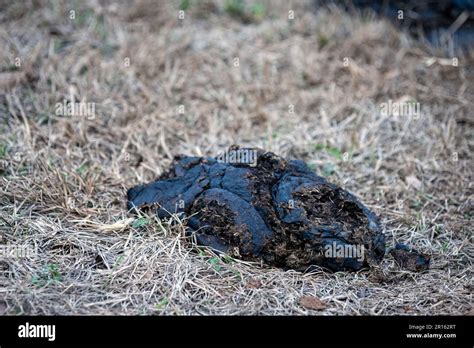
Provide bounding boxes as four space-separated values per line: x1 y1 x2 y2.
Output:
127 147 428 273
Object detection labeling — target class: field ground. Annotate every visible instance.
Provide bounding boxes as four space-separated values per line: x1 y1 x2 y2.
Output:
0 0 472 315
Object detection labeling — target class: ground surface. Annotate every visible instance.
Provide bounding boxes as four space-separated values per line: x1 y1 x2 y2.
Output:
0 0 472 315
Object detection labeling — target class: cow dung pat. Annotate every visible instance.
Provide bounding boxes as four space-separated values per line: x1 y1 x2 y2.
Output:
127 147 386 272
390 243 430 272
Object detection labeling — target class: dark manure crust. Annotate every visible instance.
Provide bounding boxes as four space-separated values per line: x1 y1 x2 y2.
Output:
127 147 386 272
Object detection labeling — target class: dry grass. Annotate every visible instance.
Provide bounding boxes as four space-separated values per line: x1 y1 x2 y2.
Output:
0 0 472 315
